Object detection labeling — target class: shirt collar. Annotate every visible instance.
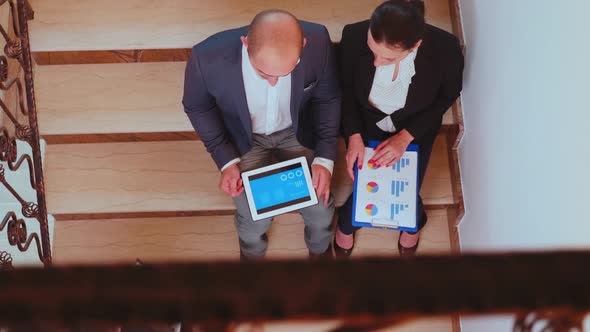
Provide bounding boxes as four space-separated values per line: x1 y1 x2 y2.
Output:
403 47 418 65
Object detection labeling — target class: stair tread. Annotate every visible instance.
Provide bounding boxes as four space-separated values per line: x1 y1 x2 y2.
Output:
243 318 454 332
36 62 455 138
36 62 191 135
44 134 453 216
52 209 451 265
30 0 453 52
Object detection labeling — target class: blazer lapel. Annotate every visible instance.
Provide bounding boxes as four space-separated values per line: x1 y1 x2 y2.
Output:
226 40 253 138
357 51 376 107
404 32 437 112
290 59 305 129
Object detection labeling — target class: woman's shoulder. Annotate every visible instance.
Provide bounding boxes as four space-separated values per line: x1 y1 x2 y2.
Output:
424 24 461 54
341 20 370 42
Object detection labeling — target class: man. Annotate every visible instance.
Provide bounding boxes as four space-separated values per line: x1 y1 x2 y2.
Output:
182 10 341 260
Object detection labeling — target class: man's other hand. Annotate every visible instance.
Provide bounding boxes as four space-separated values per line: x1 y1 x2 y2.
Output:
312 164 332 206
220 164 243 197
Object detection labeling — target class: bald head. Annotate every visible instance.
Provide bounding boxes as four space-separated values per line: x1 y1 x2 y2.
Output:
248 10 303 57
243 9 305 80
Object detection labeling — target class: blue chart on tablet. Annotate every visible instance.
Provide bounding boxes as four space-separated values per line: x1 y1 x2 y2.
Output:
242 157 318 221
249 164 311 213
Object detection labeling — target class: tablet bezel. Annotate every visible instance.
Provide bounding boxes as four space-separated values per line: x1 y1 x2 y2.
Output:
241 157 318 221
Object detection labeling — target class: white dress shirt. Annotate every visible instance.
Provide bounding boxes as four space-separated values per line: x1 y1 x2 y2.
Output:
221 46 334 174
242 44 293 135
368 48 418 133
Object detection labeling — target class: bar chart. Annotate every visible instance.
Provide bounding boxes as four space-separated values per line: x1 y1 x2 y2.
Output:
354 147 418 229
391 180 410 198
393 158 411 173
390 203 410 219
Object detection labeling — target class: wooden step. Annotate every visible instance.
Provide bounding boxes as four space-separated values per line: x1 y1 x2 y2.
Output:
52 209 451 265
235 317 454 332
36 62 190 137
44 140 232 217
35 62 456 140
44 134 453 218
29 0 452 52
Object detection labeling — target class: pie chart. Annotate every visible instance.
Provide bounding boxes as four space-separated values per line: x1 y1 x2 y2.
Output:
367 160 380 170
365 204 378 216
366 181 379 193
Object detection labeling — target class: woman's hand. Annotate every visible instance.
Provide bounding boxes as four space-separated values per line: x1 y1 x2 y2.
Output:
346 133 365 181
372 129 415 167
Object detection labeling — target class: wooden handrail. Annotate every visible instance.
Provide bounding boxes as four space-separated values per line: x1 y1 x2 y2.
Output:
0 251 588 326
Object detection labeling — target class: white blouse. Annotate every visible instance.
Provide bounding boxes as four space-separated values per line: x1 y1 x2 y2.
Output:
368 49 418 133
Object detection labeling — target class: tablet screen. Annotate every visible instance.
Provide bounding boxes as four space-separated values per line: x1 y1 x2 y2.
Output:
247 163 312 214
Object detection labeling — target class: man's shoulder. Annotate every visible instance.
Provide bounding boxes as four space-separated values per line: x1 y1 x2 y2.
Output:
191 26 246 60
299 21 332 55
300 20 328 36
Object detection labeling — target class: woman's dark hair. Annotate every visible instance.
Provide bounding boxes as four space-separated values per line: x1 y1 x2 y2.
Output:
370 0 426 50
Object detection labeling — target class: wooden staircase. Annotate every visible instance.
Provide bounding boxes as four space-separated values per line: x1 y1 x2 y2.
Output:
30 0 463 271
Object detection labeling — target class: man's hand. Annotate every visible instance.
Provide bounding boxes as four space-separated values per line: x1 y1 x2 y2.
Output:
346 133 365 181
312 164 332 206
219 163 243 197
372 129 414 167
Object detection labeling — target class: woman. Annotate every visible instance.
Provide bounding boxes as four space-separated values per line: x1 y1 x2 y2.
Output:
335 0 464 257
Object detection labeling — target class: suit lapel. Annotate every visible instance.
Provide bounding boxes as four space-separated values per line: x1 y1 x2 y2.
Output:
226 39 253 138
357 51 376 107
404 32 437 112
290 59 305 129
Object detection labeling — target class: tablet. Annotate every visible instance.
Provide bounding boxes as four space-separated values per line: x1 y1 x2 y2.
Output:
241 157 318 221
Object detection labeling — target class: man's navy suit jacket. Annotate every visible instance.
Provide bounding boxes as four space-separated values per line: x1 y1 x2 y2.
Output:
182 21 341 169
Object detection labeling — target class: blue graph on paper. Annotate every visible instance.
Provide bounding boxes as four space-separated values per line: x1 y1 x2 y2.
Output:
393 158 411 173
390 203 410 219
391 180 410 198
353 145 419 231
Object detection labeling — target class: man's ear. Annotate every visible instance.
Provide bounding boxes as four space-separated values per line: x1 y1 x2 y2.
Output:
303 37 307 48
240 35 248 48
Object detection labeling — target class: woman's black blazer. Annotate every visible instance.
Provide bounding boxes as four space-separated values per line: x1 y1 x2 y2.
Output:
340 20 464 143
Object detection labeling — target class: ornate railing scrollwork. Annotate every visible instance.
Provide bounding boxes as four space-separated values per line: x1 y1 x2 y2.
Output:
0 0 50 266
0 210 43 261
514 310 586 332
0 250 12 270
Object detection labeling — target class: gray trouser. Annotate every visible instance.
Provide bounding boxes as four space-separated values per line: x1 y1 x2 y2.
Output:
233 127 335 258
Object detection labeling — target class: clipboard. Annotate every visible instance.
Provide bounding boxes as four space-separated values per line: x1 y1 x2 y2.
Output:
351 140 420 232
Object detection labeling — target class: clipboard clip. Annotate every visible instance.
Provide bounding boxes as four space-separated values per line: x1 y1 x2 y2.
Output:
370 218 400 229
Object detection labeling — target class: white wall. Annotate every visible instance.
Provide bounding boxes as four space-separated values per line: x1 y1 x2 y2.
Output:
458 0 590 330
458 0 590 251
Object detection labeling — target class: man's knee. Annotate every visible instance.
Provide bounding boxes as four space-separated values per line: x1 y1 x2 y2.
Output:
310 194 336 213
301 198 335 228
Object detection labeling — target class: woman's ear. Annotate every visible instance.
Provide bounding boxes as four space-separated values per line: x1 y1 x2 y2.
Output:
412 39 423 50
